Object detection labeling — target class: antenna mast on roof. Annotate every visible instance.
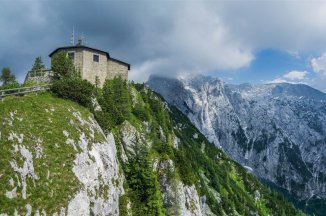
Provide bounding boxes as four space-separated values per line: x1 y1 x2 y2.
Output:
70 26 75 45
77 32 85 46
81 32 85 45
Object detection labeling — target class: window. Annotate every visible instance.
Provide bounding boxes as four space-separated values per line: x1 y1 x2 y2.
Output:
67 52 75 61
93 54 99 62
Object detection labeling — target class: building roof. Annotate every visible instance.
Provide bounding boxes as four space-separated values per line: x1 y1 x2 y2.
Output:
49 45 130 70
110 57 130 70
49 45 110 58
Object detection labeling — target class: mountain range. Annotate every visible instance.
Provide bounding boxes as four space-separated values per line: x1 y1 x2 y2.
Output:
147 74 326 215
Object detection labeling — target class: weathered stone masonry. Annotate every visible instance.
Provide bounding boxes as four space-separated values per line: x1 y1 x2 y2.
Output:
49 45 130 86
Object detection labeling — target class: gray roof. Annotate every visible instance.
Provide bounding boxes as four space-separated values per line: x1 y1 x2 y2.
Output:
49 45 130 70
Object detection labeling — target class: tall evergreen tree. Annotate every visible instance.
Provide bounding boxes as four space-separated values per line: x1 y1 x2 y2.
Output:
110 76 132 119
0 67 16 86
31 56 45 72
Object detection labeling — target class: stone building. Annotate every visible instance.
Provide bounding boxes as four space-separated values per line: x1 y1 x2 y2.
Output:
49 44 130 86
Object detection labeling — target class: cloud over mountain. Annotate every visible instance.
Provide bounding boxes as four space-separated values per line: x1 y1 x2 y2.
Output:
1 0 326 90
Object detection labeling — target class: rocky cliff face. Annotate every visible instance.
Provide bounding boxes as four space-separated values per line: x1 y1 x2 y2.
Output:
147 75 326 204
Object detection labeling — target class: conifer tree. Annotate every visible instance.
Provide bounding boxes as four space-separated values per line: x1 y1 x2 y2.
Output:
31 56 45 72
0 67 16 86
110 76 132 119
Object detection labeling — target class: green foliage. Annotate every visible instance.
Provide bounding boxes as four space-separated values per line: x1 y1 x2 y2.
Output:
51 51 79 79
0 67 16 86
50 78 94 108
95 76 100 89
97 82 170 215
0 81 42 91
174 149 196 185
95 76 132 129
0 82 20 90
132 102 150 122
31 56 46 72
124 140 164 215
119 195 130 216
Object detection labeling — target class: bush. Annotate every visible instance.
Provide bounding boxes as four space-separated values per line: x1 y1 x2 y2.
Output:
51 51 80 79
0 83 20 90
50 78 94 108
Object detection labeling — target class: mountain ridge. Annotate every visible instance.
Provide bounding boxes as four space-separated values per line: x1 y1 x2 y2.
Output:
147 74 326 215
0 81 304 215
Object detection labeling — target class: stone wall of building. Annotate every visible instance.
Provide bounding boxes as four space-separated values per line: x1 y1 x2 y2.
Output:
24 70 54 84
81 50 108 86
107 59 128 80
73 49 84 72
48 46 129 87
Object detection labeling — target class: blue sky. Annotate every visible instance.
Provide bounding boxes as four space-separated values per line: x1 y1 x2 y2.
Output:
1 0 326 92
214 49 312 84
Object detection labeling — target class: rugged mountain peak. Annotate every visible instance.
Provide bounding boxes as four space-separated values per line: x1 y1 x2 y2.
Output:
229 81 326 101
147 75 326 214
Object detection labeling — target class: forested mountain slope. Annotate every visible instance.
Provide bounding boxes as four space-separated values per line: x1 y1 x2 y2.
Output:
147 74 326 215
0 79 303 215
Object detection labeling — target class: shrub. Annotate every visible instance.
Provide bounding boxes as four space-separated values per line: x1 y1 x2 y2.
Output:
51 51 80 79
50 78 94 108
0 83 20 90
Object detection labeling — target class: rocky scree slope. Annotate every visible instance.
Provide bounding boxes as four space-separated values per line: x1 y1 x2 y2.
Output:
0 82 303 215
147 75 326 215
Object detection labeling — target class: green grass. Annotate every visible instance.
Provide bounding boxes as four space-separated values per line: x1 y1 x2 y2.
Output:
0 92 104 214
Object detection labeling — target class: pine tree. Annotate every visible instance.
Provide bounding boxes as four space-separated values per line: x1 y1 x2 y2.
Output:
31 56 45 72
105 76 132 120
0 67 16 86
125 138 164 215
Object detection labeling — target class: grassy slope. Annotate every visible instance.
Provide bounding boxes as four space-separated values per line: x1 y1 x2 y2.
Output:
0 92 104 215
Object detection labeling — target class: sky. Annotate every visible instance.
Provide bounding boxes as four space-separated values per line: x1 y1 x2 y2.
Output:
1 0 326 92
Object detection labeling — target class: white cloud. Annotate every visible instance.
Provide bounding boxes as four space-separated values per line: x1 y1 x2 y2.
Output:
91 1 326 83
286 50 301 59
267 70 309 85
283 70 308 80
216 1 326 52
309 53 326 92
311 53 326 75
3 1 326 85
266 78 288 84
310 75 326 92
131 1 254 82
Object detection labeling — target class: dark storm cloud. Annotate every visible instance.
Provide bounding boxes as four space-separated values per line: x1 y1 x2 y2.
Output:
43 0 182 63
0 0 184 82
